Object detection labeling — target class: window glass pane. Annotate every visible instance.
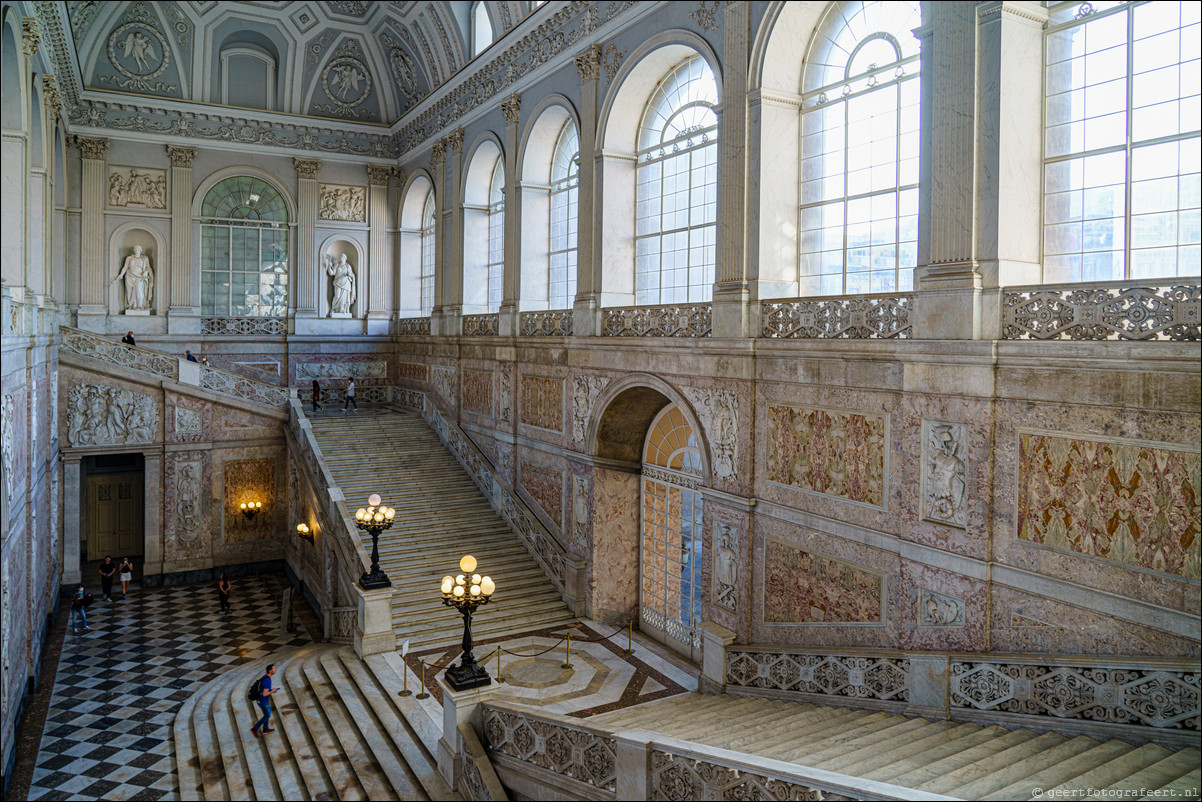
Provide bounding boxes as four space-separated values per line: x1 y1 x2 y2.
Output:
198 176 290 316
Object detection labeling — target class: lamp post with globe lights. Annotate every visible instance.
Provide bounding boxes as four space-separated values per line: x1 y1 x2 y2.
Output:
440 555 496 690
354 493 395 589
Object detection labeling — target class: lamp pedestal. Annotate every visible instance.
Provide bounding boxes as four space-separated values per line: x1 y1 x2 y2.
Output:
359 527 392 589
445 606 491 690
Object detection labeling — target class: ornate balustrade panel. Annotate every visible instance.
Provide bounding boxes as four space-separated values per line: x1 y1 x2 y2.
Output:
397 316 431 336
950 659 1201 732
463 313 500 336
1001 280 1201 341
603 304 712 337
324 606 357 643
200 365 289 407
482 706 617 793
761 294 913 339
520 310 573 336
650 750 842 802
59 326 178 380
201 316 287 335
726 649 910 705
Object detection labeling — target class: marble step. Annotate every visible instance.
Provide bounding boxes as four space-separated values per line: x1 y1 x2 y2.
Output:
914 731 1075 795
853 724 1014 780
974 740 1139 800
1104 753 1202 795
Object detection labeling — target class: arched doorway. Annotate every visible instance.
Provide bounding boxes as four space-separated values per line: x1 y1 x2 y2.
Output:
639 405 703 661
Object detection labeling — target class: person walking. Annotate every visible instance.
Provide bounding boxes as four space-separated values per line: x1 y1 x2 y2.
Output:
250 664 278 737
218 573 231 615
70 585 92 633
185 350 198 362
98 556 116 601
121 331 136 346
343 376 358 412
311 379 322 414
118 557 134 598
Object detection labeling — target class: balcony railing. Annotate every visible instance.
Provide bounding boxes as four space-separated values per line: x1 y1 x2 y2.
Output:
1001 279 1200 341
520 309 573 336
762 293 913 339
602 303 712 337
200 316 287 335
463 313 500 336
397 316 431 335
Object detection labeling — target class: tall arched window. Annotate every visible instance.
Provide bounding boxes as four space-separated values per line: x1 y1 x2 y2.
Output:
421 192 436 315
488 157 505 312
549 120 580 309
200 175 289 316
635 56 718 305
799 1 921 296
472 2 494 57
1044 1 1200 282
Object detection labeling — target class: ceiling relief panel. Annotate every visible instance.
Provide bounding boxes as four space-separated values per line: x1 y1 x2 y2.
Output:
307 37 383 122
86 2 189 100
378 26 429 116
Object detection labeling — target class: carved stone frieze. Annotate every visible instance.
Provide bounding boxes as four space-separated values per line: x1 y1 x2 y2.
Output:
66 384 158 446
318 183 366 222
294 157 322 179
108 165 167 209
167 145 197 168
681 386 738 480
570 375 608 444
918 588 965 627
431 365 457 407
297 361 386 380
921 419 968 528
713 521 738 611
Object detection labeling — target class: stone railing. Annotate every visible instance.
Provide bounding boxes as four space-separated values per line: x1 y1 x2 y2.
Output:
520 309 573 336
480 701 943 802
761 294 913 339
726 647 910 711
59 326 179 380
397 316 431 335
462 313 500 336
1000 279 1200 340
324 606 357 644
603 303 712 337
200 316 287 335
200 365 290 407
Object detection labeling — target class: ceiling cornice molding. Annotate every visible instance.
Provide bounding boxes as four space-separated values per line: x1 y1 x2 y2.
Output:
34 1 81 106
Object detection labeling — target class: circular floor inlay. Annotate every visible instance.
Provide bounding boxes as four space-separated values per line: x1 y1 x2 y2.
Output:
502 657 576 689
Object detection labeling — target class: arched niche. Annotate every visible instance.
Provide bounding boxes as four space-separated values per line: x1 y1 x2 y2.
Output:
319 235 364 319
109 223 167 316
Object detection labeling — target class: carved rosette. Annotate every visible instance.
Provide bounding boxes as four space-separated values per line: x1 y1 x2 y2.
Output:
294 157 322 179
574 43 602 83
75 136 111 161
167 145 197 168
500 93 521 125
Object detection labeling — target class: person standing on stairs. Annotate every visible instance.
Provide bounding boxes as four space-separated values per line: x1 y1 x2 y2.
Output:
98 556 116 601
343 375 358 412
311 379 322 413
251 664 278 737
121 331 136 346
218 573 231 615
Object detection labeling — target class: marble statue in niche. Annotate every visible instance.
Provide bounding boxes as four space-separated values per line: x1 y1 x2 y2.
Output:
713 522 738 611
112 245 154 312
922 420 968 528
324 253 356 316
66 384 157 446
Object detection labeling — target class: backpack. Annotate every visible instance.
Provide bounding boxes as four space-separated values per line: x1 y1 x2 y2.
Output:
247 677 262 702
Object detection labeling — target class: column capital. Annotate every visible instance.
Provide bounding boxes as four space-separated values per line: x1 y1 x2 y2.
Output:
293 157 322 179
430 138 447 166
574 43 602 84
500 93 521 126
22 16 41 59
73 136 110 160
447 127 464 155
167 145 197 168
42 74 62 118
367 165 392 186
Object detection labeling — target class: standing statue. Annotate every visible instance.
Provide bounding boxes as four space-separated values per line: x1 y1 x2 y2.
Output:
325 253 356 315
112 245 154 311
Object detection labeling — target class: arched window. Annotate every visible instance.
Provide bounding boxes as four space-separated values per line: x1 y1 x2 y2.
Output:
421 192 436 315
1044 1 1200 282
199 176 289 316
635 56 718 305
472 2 494 57
488 157 505 312
799 1 921 296
549 120 580 309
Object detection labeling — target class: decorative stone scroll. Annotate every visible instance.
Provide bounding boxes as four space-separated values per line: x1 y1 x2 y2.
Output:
520 310 573 336
59 326 177 379
66 384 158 446
430 365 457 407
650 750 824 802
761 295 913 339
1001 281 1200 341
201 317 286 335
950 660 1200 731
603 304 712 337
571 376 609 444
463 313 499 336
726 650 911 703
482 707 616 792
922 420 968 528
681 387 738 479
318 183 366 222
917 588 965 627
108 165 167 209
397 317 431 335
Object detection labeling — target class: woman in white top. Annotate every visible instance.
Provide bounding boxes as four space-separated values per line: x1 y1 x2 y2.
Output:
118 557 134 598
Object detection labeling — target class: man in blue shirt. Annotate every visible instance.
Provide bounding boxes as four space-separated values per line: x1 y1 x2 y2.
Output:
251 664 278 737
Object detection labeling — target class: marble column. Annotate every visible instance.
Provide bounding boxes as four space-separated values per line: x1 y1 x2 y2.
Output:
62 458 82 585
430 139 449 332
366 165 393 334
167 146 197 317
712 2 754 339
76 137 110 325
573 44 602 336
442 129 465 335
913 4 983 339
499 94 522 336
294 158 321 319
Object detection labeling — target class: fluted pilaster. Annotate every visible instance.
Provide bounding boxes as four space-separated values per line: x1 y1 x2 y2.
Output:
573 43 603 337
366 165 392 321
501 94 522 335
294 158 321 316
77 137 109 312
168 146 197 313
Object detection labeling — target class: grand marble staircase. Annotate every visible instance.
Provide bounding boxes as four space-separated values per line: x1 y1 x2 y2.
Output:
174 644 455 801
587 693 1202 800
308 409 577 649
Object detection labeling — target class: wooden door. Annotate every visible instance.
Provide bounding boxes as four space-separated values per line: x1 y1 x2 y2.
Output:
86 472 143 558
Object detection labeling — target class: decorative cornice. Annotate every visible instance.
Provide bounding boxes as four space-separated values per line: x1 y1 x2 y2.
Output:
447 128 464 155
430 138 447 166
167 145 197 168
500 93 522 125
294 158 322 179
367 165 392 186
22 16 42 59
977 1 1050 25
42 74 62 119
73 136 110 160
574 43 603 84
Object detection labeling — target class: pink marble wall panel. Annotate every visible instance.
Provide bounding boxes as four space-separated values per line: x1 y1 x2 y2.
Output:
589 467 640 621
223 458 276 543
397 362 429 382
165 392 211 444
764 539 884 624
462 369 493 417
701 501 750 640
519 375 564 433
519 458 564 530
897 561 986 651
766 404 886 506
212 404 281 442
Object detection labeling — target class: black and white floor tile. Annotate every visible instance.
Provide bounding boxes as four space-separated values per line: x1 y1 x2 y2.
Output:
27 578 313 801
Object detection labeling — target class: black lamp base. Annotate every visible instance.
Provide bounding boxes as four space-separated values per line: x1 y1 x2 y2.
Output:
445 661 492 691
359 569 392 590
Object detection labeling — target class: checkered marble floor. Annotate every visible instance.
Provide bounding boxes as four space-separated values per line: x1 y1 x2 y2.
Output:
27 578 313 801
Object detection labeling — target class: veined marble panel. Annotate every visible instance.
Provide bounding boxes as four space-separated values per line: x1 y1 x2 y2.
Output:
397 362 428 382
520 375 564 432
430 365 456 407
164 452 211 561
462 369 494 417
520 459 564 529
223 458 275 543
765 403 887 507
763 539 884 625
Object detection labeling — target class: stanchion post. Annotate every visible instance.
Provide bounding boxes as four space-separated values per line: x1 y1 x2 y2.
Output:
416 660 430 700
399 661 412 696
496 648 504 683
627 619 633 654
562 633 572 669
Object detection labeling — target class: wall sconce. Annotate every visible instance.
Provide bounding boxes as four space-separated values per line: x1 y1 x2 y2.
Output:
296 523 313 542
240 500 263 521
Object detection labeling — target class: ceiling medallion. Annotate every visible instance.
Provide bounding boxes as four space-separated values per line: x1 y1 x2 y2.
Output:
101 5 173 93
